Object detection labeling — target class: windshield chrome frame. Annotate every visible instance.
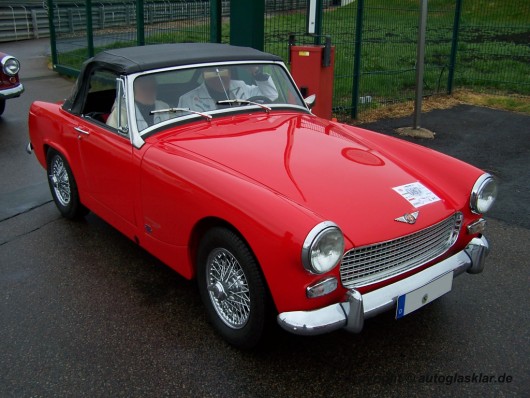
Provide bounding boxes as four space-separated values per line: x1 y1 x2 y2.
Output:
126 60 309 149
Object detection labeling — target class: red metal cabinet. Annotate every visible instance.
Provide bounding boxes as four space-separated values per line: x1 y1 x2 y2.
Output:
290 45 335 120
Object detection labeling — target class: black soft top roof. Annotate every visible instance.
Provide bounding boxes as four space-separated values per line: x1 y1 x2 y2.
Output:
64 43 283 114
88 43 282 75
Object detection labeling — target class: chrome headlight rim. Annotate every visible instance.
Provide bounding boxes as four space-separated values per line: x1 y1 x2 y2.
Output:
302 221 345 275
2 55 20 76
470 173 497 214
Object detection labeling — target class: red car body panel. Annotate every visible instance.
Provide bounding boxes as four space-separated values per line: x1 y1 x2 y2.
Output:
29 101 485 313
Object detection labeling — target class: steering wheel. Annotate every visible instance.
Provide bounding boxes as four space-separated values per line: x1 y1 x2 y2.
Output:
246 96 272 104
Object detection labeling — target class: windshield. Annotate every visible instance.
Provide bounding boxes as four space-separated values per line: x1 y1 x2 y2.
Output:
132 63 306 133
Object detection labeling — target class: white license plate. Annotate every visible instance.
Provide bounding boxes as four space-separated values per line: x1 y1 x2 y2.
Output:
396 271 454 319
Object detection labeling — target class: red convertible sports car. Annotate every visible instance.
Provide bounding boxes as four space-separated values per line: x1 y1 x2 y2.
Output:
28 43 496 348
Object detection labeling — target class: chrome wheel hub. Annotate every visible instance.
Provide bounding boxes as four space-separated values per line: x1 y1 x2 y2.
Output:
206 248 250 329
208 281 228 301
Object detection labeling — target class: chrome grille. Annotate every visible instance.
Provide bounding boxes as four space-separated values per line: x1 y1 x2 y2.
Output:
340 213 463 288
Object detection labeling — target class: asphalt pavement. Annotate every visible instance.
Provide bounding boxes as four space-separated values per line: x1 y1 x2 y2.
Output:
0 38 529 397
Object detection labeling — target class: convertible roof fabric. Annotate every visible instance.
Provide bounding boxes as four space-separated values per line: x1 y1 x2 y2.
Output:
64 43 283 114
88 43 282 75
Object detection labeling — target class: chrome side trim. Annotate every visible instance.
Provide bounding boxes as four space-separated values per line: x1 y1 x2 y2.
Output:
26 142 33 154
277 235 489 336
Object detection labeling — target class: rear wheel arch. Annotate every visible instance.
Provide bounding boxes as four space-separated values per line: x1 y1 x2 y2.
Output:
44 144 85 193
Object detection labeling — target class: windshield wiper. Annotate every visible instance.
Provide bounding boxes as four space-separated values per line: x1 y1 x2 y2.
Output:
217 99 271 113
151 107 212 121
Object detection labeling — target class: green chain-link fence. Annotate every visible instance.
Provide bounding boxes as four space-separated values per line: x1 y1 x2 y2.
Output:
45 0 529 118
48 0 218 76
264 0 529 117
451 0 529 94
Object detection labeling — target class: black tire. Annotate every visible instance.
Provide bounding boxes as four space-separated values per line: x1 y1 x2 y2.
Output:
46 149 88 219
0 99 5 116
197 227 268 349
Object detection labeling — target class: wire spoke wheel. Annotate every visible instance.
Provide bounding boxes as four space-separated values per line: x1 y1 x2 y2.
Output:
46 149 88 219
49 155 71 207
197 228 268 349
206 248 251 329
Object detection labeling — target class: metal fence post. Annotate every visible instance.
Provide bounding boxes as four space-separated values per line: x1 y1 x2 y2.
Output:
47 0 58 69
126 4 132 26
413 0 428 130
68 8 74 33
86 0 94 57
210 0 222 43
308 0 323 45
351 0 364 119
99 5 105 30
31 9 39 39
230 0 264 50
447 0 463 94
136 0 145 46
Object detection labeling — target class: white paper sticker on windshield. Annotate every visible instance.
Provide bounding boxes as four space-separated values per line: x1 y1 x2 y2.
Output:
393 182 441 208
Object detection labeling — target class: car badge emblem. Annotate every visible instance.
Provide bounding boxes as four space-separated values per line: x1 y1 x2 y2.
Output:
395 211 419 224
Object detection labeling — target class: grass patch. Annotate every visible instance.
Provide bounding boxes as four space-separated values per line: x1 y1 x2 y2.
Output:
453 91 530 114
340 90 530 125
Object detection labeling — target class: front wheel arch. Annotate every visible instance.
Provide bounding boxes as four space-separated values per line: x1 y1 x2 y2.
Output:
189 218 276 307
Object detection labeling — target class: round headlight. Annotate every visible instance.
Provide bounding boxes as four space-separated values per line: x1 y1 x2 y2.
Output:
470 174 497 214
2 56 20 76
302 221 345 274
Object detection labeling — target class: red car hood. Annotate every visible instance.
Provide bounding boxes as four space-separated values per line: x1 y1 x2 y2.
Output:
158 113 458 246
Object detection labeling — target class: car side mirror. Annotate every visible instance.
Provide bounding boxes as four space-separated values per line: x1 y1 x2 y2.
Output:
304 94 316 109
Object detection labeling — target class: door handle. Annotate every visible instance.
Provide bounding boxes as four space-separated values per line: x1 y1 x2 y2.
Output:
74 126 90 136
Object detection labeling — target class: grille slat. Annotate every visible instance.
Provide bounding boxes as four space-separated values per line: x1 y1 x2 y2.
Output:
340 213 463 288
343 229 449 269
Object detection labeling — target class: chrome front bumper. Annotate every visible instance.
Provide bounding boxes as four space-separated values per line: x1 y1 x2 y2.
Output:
0 83 24 100
277 235 489 336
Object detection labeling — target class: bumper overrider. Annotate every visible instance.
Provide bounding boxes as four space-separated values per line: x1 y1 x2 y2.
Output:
277 235 489 335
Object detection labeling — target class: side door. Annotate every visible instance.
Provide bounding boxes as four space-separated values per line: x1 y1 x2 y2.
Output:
76 70 138 237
